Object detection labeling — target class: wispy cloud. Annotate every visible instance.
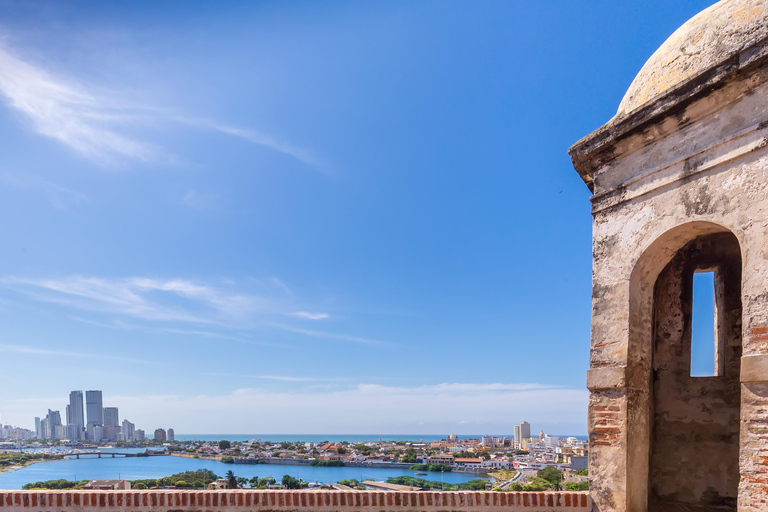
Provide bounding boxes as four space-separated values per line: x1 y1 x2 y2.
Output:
81 383 588 434
271 323 383 346
0 171 88 209
291 311 330 320
201 122 331 174
0 44 158 165
0 42 327 170
207 373 342 382
0 343 150 364
2 275 376 346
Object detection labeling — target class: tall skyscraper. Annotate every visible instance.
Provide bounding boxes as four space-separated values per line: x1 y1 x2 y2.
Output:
154 428 166 441
68 391 85 440
85 390 103 427
167 428 174 442
514 421 531 450
46 410 62 440
103 407 119 427
122 420 135 442
34 417 41 439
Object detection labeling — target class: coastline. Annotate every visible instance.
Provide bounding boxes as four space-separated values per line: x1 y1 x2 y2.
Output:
0 459 44 476
170 453 222 461
168 453 490 475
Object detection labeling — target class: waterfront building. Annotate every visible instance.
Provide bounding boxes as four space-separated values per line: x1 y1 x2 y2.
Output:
154 428 166 441
103 407 119 427
425 454 454 465
514 421 530 450
68 390 85 440
34 417 40 439
39 417 48 440
167 428 174 442
85 390 103 433
121 420 135 442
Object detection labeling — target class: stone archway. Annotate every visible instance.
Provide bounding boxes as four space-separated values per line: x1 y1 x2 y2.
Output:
627 223 742 512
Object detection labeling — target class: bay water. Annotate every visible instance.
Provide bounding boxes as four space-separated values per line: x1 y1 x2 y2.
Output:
0 451 483 490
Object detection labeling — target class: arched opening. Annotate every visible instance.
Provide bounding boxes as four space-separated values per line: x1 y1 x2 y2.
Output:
627 222 742 512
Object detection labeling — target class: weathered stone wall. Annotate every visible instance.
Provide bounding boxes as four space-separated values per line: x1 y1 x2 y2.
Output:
650 233 741 510
570 7 768 511
0 490 592 512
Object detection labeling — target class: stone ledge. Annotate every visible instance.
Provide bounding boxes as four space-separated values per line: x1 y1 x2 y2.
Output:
0 490 593 512
741 354 768 383
587 367 626 390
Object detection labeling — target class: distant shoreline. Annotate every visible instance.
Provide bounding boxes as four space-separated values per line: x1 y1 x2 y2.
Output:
0 460 44 476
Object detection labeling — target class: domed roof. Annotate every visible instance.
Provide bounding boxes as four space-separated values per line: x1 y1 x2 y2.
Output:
617 0 768 116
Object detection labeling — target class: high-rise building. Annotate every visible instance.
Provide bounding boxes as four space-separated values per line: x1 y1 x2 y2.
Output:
154 428 166 441
68 391 85 440
167 428 174 442
121 420 135 442
514 421 531 450
103 407 119 427
134 429 146 442
42 410 62 440
34 417 41 439
85 390 103 429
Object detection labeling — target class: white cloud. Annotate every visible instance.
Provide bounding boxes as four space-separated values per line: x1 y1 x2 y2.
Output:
291 311 330 320
270 323 383 346
0 43 326 170
199 121 330 173
207 373 341 382
0 44 158 165
0 343 150 364
94 383 588 434
2 275 379 346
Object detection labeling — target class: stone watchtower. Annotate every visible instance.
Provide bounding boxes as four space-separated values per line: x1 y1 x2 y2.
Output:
569 1 768 511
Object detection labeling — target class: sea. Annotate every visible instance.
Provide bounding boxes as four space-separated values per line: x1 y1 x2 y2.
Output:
0 434 588 490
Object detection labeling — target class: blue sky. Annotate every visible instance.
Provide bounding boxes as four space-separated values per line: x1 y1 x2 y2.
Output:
0 0 715 435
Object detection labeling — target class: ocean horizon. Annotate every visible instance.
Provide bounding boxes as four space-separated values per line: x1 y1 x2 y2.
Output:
173 434 589 443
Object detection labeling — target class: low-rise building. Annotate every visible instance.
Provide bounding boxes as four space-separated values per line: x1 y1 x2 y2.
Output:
82 480 131 490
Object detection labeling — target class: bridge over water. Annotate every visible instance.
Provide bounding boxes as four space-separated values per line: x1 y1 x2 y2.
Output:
64 451 167 459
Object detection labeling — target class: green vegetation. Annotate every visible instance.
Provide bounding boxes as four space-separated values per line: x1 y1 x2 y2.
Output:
563 481 589 491
353 444 375 456
281 475 303 489
218 440 231 450
130 469 218 489
537 466 563 489
22 479 88 490
308 459 344 467
336 446 347 455
575 468 588 476
225 470 237 489
0 453 62 467
387 476 488 491
258 476 276 488
337 478 364 490
504 467 565 492
408 463 452 472
220 456 234 463
514 450 529 455
401 448 417 463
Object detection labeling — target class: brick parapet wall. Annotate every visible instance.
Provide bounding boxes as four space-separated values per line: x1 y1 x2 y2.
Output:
0 490 592 512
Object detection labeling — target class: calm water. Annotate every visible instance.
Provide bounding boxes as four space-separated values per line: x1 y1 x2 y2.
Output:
174 434 587 443
0 450 485 490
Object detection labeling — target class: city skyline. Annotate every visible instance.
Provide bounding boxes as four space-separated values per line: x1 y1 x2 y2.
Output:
0 0 716 433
